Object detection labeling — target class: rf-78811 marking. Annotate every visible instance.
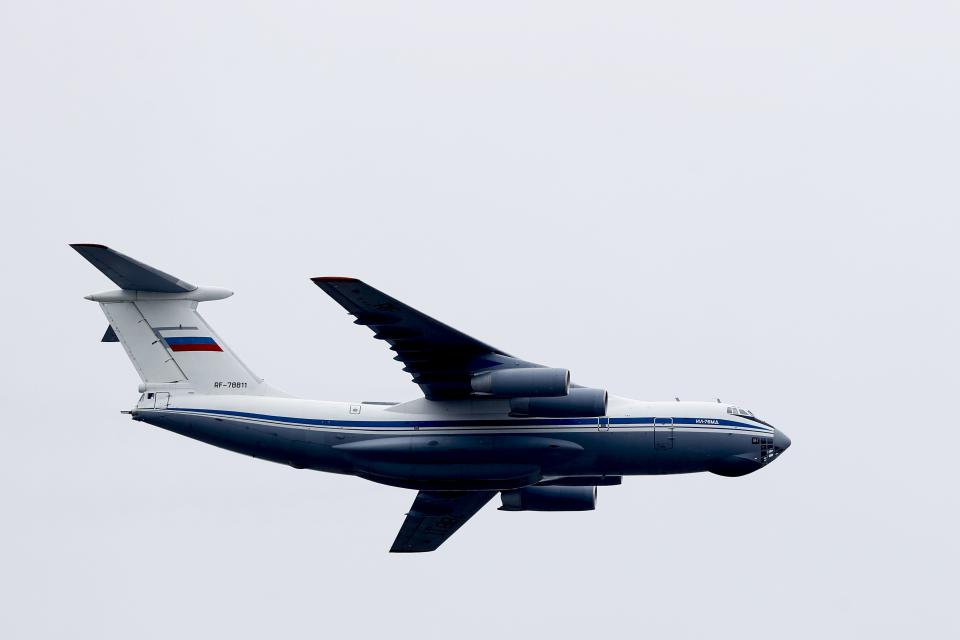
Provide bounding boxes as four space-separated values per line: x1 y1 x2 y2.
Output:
214 382 248 390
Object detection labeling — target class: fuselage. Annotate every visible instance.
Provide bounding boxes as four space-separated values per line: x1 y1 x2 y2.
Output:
74 244 792 551
133 393 792 490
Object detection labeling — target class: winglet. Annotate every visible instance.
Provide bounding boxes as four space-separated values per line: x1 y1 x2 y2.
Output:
70 244 196 293
311 276 359 283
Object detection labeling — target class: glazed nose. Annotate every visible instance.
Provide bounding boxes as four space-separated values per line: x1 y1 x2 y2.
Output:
773 429 792 453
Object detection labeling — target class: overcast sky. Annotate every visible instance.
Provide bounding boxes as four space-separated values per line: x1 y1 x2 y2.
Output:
2 2 958 638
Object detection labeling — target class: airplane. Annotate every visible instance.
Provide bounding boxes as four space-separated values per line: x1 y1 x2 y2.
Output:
71 244 791 552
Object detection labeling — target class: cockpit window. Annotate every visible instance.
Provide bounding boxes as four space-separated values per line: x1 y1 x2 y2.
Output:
728 406 772 427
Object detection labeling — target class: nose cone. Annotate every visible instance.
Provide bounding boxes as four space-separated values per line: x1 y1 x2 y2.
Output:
773 429 792 454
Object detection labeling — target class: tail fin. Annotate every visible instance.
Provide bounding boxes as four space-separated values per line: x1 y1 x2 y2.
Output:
71 244 282 397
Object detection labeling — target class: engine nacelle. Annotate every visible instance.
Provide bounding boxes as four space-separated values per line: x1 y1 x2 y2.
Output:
509 387 608 417
471 367 570 397
500 485 597 511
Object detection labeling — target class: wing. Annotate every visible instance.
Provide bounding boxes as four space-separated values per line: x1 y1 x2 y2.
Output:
390 490 497 553
311 277 541 399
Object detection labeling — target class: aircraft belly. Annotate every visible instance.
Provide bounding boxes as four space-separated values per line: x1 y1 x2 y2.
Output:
355 463 543 491
333 434 583 462
334 433 588 490
138 410 760 482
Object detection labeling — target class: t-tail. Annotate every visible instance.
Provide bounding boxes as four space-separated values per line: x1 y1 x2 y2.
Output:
71 244 284 399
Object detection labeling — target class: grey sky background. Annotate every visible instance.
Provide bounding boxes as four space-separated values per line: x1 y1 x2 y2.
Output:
2 2 958 638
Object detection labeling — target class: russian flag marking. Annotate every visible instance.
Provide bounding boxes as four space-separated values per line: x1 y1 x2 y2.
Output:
164 336 223 352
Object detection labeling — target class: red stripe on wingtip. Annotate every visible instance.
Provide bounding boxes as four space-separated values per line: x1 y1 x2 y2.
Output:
312 276 358 283
170 343 223 352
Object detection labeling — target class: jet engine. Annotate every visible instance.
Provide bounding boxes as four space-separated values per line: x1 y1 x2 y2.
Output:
509 387 608 417
471 367 570 397
500 485 597 511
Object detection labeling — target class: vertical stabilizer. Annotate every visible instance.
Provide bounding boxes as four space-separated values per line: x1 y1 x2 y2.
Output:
71 244 283 397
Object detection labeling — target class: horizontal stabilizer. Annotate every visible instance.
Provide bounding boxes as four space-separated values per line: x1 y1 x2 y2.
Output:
101 325 119 342
73 244 279 396
70 244 196 293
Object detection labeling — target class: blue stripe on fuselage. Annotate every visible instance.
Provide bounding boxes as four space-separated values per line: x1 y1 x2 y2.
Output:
163 336 217 345
161 407 773 432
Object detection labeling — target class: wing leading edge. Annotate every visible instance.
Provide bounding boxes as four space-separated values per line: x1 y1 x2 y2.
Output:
390 490 497 553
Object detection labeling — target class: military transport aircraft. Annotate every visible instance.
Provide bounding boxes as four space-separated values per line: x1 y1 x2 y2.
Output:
72 244 791 552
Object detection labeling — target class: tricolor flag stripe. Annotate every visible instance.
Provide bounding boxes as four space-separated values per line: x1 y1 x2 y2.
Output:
170 343 222 352
163 336 223 352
